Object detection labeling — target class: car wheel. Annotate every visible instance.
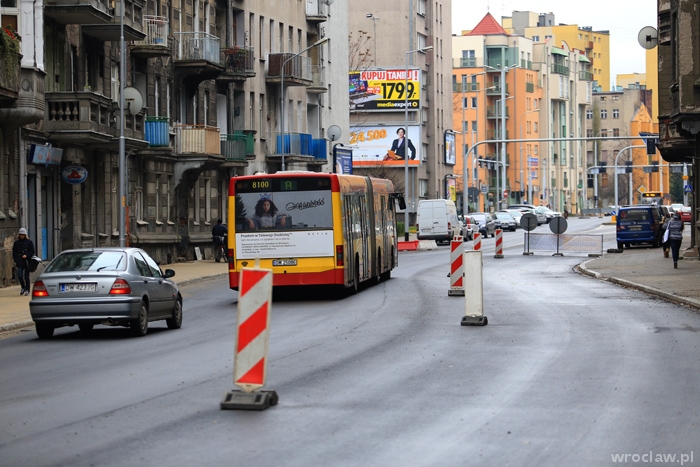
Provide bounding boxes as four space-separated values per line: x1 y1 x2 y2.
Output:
130 302 149 337
78 323 94 333
166 299 183 330
36 323 54 339
617 241 623 249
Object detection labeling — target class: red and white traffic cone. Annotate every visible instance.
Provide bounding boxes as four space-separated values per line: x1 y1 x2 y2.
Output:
494 229 504 259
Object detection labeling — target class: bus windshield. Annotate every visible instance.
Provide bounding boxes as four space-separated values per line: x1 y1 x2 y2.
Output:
234 176 334 260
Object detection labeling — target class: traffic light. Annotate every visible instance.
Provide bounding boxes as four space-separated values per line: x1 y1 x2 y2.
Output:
625 161 632 173
652 161 659 172
599 162 607 173
503 190 509 198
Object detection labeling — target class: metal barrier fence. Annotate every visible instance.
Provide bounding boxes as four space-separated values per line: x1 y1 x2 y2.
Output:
524 233 604 256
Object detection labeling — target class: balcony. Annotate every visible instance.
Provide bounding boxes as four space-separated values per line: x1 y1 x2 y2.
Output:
0 68 46 126
43 91 145 148
173 32 224 84
82 0 145 41
144 116 170 147
311 138 328 161
486 82 507 95
175 124 221 155
307 65 327 93
306 0 328 22
579 70 594 81
220 132 253 161
0 35 20 105
266 53 312 86
265 132 321 165
486 106 509 119
131 16 170 58
551 63 570 76
44 0 111 25
520 59 532 70
217 46 255 82
486 130 509 140
452 82 479 92
526 82 535 93
454 57 477 68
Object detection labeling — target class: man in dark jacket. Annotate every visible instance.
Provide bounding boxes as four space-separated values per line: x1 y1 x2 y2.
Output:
211 219 228 262
12 228 35 296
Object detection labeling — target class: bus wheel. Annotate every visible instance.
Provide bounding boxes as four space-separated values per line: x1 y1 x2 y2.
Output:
372 251 381 285
380 253 393 282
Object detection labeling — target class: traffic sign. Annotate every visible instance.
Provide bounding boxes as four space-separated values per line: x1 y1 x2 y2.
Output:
520 213 538 231
684 184 693 193
549 217 568 234
481 185 488 194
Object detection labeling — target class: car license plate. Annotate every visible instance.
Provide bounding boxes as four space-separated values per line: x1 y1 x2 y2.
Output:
60 283 97 293
272 259 297 266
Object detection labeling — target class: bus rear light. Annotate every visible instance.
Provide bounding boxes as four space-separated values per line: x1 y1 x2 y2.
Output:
336 245 344 266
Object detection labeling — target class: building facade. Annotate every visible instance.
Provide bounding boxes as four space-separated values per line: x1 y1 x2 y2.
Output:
0 0 346 287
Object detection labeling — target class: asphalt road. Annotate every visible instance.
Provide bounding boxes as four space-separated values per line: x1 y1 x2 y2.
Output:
1 218 699 466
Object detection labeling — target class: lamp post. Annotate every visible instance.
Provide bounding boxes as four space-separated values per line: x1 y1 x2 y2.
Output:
404 46 433 241
614 145 646 216
366 13 379 63
118 0 126 246
495 95 514 209
280 36 329 171
519 108 539 204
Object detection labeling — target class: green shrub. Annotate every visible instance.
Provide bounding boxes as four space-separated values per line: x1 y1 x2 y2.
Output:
397 222 405 237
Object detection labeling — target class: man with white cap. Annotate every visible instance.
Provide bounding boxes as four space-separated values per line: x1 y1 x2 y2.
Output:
12 228 35 296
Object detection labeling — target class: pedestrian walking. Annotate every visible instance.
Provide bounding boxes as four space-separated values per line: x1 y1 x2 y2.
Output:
12 228 35 295
661 212 673 258
666 212 684 268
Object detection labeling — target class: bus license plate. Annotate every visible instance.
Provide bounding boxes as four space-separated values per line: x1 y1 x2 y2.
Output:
272 259 297 266
60 283 97 293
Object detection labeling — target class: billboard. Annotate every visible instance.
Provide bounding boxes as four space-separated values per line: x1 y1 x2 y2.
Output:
444 131 456 165
349 125 422 167
349 68 421 112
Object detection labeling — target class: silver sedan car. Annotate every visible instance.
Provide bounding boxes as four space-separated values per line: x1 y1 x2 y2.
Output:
30 248 182 339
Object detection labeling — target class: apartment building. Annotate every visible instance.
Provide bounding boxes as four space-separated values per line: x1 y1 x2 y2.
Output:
0 0 346 287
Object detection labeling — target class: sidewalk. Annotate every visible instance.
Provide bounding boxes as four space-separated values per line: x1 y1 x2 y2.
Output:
0 260 230 333
2 240 699 333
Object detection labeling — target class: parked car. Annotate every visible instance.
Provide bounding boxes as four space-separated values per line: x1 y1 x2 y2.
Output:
470 212 496 238
500 209 524 228
522 207 547 225
493 212 517 231
460 216 474 240
616 205 664 249
534 206 562 223
680 206 692 223
29 248 183 339
669 203 684 213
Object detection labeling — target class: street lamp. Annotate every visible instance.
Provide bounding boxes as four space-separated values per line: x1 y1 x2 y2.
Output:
118 0 126 246
404 45 433 241
495 95 514 208
366 13 379 63
614 145 646 216
519 108 540 204
280 36 329 171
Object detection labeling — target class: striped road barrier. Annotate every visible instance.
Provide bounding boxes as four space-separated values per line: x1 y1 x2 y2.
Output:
494 229 504 259
448 236 464 296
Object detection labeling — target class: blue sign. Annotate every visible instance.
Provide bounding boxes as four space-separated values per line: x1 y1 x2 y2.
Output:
684 184 693 193
61 165 88 184
334 146 353 175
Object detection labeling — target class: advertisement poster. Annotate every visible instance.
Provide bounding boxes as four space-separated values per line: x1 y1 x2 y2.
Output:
349 68 421 112
444 131 456 165
349 124 422 168
234 189 334 259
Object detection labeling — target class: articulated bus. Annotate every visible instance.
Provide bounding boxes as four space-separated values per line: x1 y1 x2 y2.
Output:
638 191 664 205
227 172 401 294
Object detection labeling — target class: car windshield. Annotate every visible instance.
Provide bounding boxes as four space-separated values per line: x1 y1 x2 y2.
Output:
45 251 127 273
471 214 487 223
495 213 511 220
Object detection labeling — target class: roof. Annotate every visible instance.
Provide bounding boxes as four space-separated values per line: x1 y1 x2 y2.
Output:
466 13 509 36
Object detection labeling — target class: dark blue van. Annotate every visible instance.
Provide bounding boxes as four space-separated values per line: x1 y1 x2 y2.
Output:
616 205 663 249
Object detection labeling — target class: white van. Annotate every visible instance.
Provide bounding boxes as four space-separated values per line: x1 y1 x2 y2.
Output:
416 199 459 243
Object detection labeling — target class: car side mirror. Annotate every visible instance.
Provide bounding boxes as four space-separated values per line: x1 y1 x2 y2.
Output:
163 269 176 278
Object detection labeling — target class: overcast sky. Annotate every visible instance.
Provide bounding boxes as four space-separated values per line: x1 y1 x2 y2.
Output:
453 0 658 86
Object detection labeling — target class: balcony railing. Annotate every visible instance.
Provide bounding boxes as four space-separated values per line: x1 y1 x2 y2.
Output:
520 59 533 70
266 53 312 84
220 132 253 161
135 15 168 47
486 82 507 94
306 0 328 20
308 65 327 92
269 132 314 156
486 130 509 140
312 138 327 160
145 116 170 147
486 106 509 118
220 46 255 77
44 91 113 135
174 32 221 64
174 124 220 155
452 82 479 92
551 63 570 76
579 70 594 81
455 57 477 68
526 82 535 93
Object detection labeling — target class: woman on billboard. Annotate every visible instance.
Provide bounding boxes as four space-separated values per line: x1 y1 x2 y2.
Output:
386 127 416 160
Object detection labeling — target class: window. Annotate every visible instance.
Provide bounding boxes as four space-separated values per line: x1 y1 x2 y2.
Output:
135 172 144 222
600 109 607 119
167 176 174 224
259 16 265 59
613 128 620 137
534 122 538 133
205 178 211 224
586 109 593 119
600 96 606 101
155 174 162 224
417 33 427 51
532 35 540 42
601 129 608 137
259 93 265 136
462 97 468 109
470 97 477 108
417 0 426 15
586 129 593 137
612 109 620 118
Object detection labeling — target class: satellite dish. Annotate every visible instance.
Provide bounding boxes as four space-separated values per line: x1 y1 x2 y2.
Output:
123 87 144 115
327 125 342 142
638 26 658 50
